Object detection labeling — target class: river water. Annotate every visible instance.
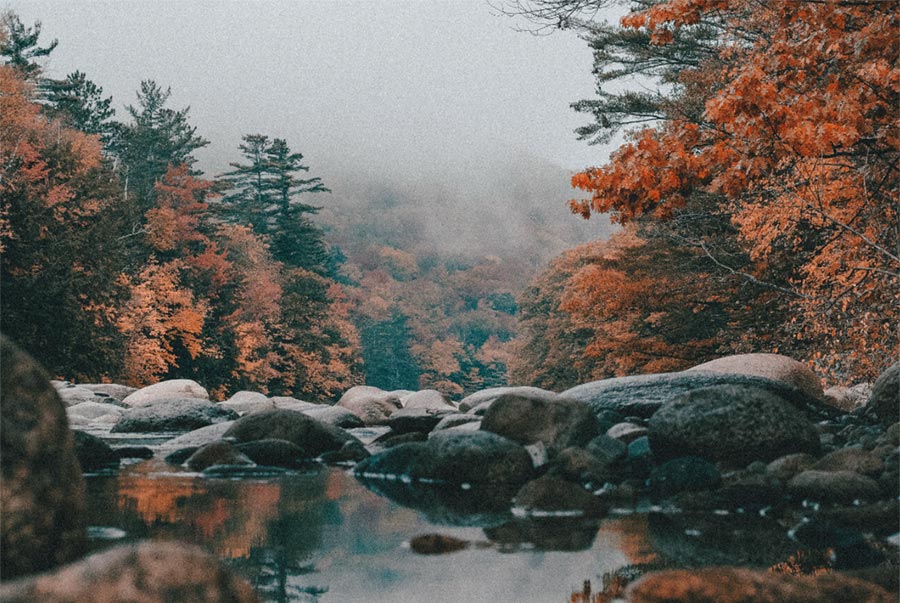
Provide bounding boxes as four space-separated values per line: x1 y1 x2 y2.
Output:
82 457 659 602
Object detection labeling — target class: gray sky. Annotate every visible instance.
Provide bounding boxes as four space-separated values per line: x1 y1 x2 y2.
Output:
11 1 611 173
9 1 620 253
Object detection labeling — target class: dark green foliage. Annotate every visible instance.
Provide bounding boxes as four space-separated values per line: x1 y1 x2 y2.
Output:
43 71 117 143
217 134 331 273
359 311 421 391
0 12 57 79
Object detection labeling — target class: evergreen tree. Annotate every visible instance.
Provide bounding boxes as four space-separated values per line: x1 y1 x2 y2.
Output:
43 71 117 143
359 311 421 391
0 12 57 80
218 134 331 273
113 80 209 214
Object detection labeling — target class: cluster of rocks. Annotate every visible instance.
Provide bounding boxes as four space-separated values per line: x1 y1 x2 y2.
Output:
4 334 898 601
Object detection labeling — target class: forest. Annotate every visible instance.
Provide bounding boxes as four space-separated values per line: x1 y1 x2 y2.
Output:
2 0 897 402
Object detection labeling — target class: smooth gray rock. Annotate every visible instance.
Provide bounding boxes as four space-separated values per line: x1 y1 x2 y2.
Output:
868 361 899 425
562 371 833 419
389 407 454 434
686 353 824 400
121 379 209 407
159 422 235 450
57 386 110 407
813 448 884 477
336 386 402 425
402 389 456 411
788 470 882 503
79 383 136 402
219 391 273 415
0 336 86 578
66 401 124 420
355 430 533 485
223 409 358 456
432 413 481 432
480 393 599 457
458 386 557 413
648 384 820 466
112 398 237 433
0 541 260 602
302 405 365 429
184 441 255 471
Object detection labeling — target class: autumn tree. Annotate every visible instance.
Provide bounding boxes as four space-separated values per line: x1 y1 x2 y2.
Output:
508 0 898 381
0 64 128 379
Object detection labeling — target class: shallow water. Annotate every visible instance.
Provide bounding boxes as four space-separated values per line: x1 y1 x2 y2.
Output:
83 457 663 603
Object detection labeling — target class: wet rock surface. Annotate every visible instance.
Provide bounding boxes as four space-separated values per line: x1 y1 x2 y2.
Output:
223 408 359 456
111 398 238 433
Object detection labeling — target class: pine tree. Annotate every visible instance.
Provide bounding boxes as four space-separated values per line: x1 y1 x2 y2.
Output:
43 71 117 143
0 12 57 80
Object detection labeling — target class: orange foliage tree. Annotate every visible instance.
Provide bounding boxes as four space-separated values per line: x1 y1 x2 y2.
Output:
554 0 897 381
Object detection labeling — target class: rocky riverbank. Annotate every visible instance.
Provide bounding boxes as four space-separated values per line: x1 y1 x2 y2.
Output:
2 335 897 602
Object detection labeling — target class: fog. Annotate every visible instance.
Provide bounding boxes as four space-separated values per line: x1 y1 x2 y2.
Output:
9 0 619 254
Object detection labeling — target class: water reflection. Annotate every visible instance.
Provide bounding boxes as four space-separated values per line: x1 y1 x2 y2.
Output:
84 462 641 602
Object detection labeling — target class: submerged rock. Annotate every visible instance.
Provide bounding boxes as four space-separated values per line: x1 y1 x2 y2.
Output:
184 440 255 471
408 533 470 555
0 337 86 578
111 398 237 433
626 567 893 603
513 475 603 518
648 384 820 465
355 430 533 485
71 430 120 472
0 541 260 603
648 456 721 499
235 439 310 467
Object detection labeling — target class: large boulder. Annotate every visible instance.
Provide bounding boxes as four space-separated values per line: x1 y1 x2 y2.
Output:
336 386 402 425
57 385 111 406
648 384 820 465
355 430 533 485
158 421 235 451
458 386 557 413
66 401 124 420
121 379 209 407
867 361 899 425
302 405 365 429
480 393 600 457
111 398 237 433
402 389 456 411
219 391 273 415
562 371 830 419
686 353 824 400
223 409 358 456
626 567 892 603
271 396 321 413
79 383 136 402
0 337 86 578
71 431 120 472
0 541 260 603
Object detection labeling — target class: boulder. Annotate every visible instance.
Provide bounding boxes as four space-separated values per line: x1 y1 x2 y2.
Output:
302 405 365 429
686 353 824 400
223 409 358 457
562 371 831 419
402 389 455 410
788 470 882 503
480 392 600 457
823 383 872 412
648 456 721 499
0 541 260 603
585 435 628 465
512 475 603 518
626 567 892 603
111 398 237 433
812 447 884 477
271 396 321 412
355 430 533 485
121 379 209 407
0 336 86 578
765 453 817 482
547 447 615 489
867 361 899 425
432 413 481 432
606 422 648 444
71 431 120 472
336 386 402 425
648 384 820 466
184 441 255 471
389 407 454 434
66 401 124 420
219 391 273 415
57 386 112 406
235 439 311 467
79 383 136 402
458 386 557 413
159 421 235 451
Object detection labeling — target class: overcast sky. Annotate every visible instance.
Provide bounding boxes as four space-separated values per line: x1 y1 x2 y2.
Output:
9 1 617 180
